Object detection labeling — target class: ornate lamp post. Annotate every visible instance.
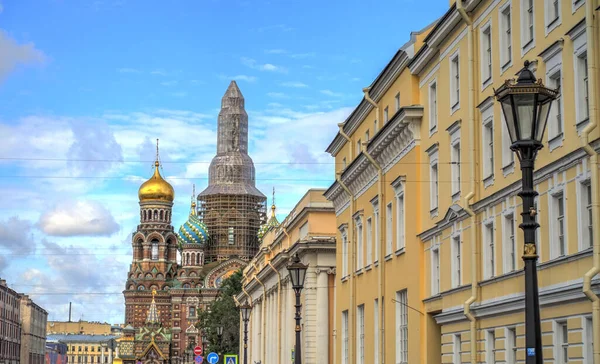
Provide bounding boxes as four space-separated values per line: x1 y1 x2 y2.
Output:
216 325 224 347
286 253 308 364
240 303 252 364
494 60 558 364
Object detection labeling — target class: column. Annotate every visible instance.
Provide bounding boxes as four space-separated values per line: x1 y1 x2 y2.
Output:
100 347 104 364
108 348 113 363
316 269 329 362
280 280 288 364
115 346 119 359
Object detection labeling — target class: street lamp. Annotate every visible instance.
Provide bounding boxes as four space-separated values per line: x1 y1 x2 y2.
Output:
495 60 558 364
240 303 252 364
216 325 224 347
286 253 308 364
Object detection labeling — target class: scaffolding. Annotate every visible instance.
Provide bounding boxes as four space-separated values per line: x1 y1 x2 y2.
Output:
197 193 266 263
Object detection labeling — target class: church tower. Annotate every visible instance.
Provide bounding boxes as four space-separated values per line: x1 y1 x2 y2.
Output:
198 81 267 262
124 141 178 328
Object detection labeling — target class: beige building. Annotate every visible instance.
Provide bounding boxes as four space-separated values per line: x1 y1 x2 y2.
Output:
48 334 118 363
19 295 48 364
47 321 115 336
325 0 599 362
1 279 22 364
236 189 337 364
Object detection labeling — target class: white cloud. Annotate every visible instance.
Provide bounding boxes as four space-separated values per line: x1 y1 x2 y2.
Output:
267 92 289 99
0 216 34 255
265 49 287 54
38 200 120 237
151 69 167 76
290 52 316 59
320 89 344 97
280 81 308 88
0 30 46 82
117 68 140 73
219 74 257 83
241 57 287 73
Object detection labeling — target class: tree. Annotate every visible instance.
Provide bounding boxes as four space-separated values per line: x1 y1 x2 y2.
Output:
197 270 243 357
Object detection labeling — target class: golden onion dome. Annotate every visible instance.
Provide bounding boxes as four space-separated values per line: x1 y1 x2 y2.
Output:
138 160 175 202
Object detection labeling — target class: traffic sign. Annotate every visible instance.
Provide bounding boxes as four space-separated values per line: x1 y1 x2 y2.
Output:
195 355 203 363
223 354 238 364
206 352 219 364
194 346 203 356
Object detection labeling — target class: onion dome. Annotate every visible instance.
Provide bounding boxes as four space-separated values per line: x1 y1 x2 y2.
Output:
257 188 280 241
138 141 175 202
177 196 209 247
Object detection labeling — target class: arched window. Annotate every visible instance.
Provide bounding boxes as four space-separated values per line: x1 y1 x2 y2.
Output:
138 285 145 291
196 253 200 265
160 210 164 221
166 211 170 221
191 252 196 265
151 240 159 260
183 283 190 289
154 210 158 220
143 210 147 221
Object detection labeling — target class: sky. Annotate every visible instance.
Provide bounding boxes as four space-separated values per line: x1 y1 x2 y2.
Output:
0 0 448 324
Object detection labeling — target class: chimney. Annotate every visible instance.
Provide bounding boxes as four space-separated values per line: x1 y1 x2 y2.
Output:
68 302 72 322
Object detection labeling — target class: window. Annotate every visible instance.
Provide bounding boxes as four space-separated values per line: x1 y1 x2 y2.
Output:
342 311 349 364
507 327 517 363
429 81 437 131
341 228 348 277
357 139 362 154
500 111 514 169
373 202 380 263
585 317 593 363
452 235 461 288
151 240 159 260
366 217 373 266
342 157 347 169
481 24 492 85
386 202 393 256
384 107 389 123
581 182 594 250
557 321 568 363
453 334 462 364
357 305 365 364
450 52 460 109
228 226 234 245
499 4 512 70
522 0 535 48
451 141 461 197
431 247 440 295
395 186 405 251
552 192 566 258
548 69 563 141
395 92 400 111
374 119 378 134
189 306 196 317
487 330 496 364
483 117 495 180
429 148 439 212
545 0 561 31
504 213 516 273
374 299 379 364
299 221 309 239
356 217 363 270
484 223 495 279
396 290 408 363
365 129 370 142
579 54 590 123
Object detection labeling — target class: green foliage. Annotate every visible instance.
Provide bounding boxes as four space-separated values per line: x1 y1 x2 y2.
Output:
197 269 243 357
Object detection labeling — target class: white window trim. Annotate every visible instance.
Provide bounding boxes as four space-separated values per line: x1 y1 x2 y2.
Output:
521 0 536 56
577 177 594 251
373 201 380 264
356 304 365 364
544 0 562 35
341 227 349 278
572 0 585 13
395 92 400 112
395 290 408 364
505 327 517 363
483 220 496 279
449 123 461 201
585 316 593 363
502 210 517 274
548 187 568 259
428 145 439 217
394 181 406 252
500 111 515 176
429 79 438 135
480 21 493 90
431 243 440 295
543 47 564 151
482 108 495 187
498 0 513 75
342 310 349 364
374 299 379 364
366 217 373 266
487 329 496 364
570 24 589 131
451 233 462 288
355 216 363 271
386 202 393 257
449 49 460 114
554 320 569 364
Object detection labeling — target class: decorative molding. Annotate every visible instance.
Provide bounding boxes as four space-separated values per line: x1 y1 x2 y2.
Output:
419 204 470 241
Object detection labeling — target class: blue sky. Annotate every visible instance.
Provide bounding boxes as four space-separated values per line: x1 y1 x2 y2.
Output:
0 0 447 324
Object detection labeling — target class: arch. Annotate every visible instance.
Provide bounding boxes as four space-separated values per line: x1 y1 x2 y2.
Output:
163 285 170 291
151 240 159 260
189 271 197 277
150 285 158 291
166 211 170 222
145 273 152 278
183 283 190 289
154 210 158 220
191 252 196 265
156 273 164 280
137 273 143 278
137 285 145 291
160 210 164 221
180 271 186 278
146 232 165 243
143 210 147 221
128 284 134 290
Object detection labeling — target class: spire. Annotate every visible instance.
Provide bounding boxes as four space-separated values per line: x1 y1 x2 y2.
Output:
190 184 197 216
155 139 160 168
217 80 248 154
267 186 280 227
146 289 160 324
271 187 276 216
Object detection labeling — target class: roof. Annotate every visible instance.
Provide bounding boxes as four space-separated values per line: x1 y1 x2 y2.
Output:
47 334 118 343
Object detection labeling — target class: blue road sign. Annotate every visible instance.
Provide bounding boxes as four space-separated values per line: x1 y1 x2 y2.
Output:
527 348 536 357
206 352 219 364
195 355 204 363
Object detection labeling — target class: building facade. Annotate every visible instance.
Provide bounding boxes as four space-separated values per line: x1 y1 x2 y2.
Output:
47 321 116 336
325 0 599 363
19 295 48 364
236 189 337 364
120 81 266 363
47 334 118 363
1 279 22 364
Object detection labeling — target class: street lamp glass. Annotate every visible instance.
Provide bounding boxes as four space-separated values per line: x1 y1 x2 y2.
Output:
216 326 223 336
240 303 252 321
286 253 308 289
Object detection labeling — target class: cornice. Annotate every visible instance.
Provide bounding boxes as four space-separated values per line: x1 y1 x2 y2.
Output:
419 204 469 241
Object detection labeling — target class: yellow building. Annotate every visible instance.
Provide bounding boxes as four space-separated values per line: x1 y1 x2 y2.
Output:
47 321 116 335
47 334 118 363
325 0 599 363
236 189 337 364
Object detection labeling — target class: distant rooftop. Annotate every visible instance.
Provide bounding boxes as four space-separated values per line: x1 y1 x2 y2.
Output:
47 334 118 343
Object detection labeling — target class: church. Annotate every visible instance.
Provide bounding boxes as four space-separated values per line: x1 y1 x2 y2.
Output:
116 81 267 364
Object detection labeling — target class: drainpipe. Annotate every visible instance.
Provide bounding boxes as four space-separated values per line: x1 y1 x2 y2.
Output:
336 173 355 364
581 0 600 362
362 87 386 363
267 247 283 363
338 123 353 162
456 1 478 364
253 267 267 363
283 227 292 250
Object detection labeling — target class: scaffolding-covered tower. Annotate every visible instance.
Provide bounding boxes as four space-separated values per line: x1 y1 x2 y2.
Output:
198 81 267 263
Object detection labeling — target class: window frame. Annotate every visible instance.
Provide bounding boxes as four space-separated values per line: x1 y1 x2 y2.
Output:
395 290 408 364
451 233 462 288
499 1 513 73
482 111 495 185
356 304 365 364
394 181 405 252
428 146 439 215
521 0 536 55
544 0 562 35
386 202 393 257
483 221 496 279
503 211 517 274
366 216 373 266
480 22 493 89
395 92 400 112
487 329 496 364
449 50 460 112
341 227 349 278
429 80 438 133
431 244 440 295
355 216 364 271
